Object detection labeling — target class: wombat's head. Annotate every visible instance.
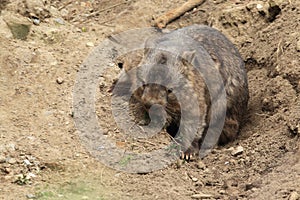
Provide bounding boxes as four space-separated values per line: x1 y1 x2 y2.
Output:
132 61 178 111
130 49 191 113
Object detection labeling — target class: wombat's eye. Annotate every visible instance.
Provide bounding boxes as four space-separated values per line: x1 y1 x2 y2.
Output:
167 88 173 94
117 62 123 69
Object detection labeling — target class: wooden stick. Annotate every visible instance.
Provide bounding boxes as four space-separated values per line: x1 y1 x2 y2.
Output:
154 0 206 29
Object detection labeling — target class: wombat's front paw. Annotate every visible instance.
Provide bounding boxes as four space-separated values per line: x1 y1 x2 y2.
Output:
180 140 200 161
180 150 197 161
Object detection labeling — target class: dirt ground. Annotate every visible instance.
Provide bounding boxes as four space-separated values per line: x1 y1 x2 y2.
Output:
0 0 299 199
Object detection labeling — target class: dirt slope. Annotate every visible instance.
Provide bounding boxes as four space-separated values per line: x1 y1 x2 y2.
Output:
0 0 299 199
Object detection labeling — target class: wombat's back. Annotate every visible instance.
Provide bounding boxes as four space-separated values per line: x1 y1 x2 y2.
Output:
114 25 249 157
142 25 249 149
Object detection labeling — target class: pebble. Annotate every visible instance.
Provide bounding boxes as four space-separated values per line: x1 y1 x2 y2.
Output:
54 18 65 25
27 173 36 178
0 155 6 163
4 167 11 173
7 157 17 164
5 19 31 40
219 190 226 195
227 147 234 152
197 161 206 170
231 146 244 156
191 192 213 199
26 194 36 199
32 18 40 25
192 177 198 182
86 42 94 47
6 143 16 151
289 191 299 200
256 4 263 9
56 77 64 84
24 159 32 166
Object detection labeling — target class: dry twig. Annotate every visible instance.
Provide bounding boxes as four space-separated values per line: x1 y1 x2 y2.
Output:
154 0 206 29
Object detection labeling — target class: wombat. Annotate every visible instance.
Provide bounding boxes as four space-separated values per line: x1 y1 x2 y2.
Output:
113 25 249 159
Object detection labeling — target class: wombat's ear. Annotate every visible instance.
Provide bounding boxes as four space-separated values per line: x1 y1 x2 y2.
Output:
181 50 196 64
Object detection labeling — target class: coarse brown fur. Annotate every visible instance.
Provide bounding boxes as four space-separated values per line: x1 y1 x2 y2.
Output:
113 25 249 159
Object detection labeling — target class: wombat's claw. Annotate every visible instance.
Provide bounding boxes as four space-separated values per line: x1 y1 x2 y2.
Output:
180 151 196 161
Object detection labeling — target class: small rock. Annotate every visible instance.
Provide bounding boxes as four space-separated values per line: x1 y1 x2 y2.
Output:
197 161 206 169
192 177 198 182
219 190 226 195
245 180 261 191
54 18 65 25
32 18 40 25
188 173 199 182
24 159 32 166
231 146 244 156
4 167 11 173
191 192 213 199
3 13 31 40
289 191 299 200
6 143 16 151
82 27 88 32
0 155 6 163
175 159 182 169
296 39 300 52
82 196 89 199
256 3 263 9
26 194 36 199
56 77 64 84
86 42 94 47
7 157 17 164
27 173 36 178
226 147 234 152
60 9 69 18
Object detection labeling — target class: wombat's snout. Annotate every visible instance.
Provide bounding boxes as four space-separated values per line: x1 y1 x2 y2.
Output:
141 84 168 109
